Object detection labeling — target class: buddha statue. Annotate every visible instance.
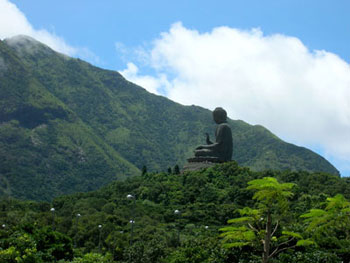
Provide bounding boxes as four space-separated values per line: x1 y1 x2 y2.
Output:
193 107 233 162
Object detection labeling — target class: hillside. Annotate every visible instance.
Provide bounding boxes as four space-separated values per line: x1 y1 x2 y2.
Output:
0 35 339 201
1 162 350 262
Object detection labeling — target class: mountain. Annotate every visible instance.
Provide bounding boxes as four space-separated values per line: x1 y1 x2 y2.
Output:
0 35 339 201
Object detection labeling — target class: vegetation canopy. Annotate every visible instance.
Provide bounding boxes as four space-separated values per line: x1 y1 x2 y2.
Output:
1 162 350 262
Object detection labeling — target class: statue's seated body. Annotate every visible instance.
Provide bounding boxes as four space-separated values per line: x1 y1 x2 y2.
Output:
192 107 233 163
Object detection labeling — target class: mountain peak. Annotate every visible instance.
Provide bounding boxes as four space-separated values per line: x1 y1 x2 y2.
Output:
4 35 54 56
5 35 42 46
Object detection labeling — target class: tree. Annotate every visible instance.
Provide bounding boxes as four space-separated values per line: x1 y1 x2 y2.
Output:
174 165 180 175
68 253 113 263
220 177 302 263
142 166 147 176
0 226 73 263
301 194 350 260
0 232 42 263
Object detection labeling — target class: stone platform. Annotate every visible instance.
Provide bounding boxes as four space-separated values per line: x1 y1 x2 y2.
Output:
187 157 222 163
182 157 223 172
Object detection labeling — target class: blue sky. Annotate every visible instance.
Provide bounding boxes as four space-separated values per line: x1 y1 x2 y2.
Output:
1 0 350 176
9 0 350 69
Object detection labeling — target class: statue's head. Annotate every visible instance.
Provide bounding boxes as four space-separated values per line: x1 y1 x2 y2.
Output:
213 107 227 124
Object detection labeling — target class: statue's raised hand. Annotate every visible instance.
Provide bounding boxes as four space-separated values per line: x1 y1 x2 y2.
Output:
206 133 212 145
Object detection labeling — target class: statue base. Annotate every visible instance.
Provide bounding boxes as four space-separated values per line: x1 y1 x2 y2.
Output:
182 157 223 172
187 157 222 163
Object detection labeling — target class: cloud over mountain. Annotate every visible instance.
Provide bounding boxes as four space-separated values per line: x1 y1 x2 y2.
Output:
0 0 76 55
0 0 100 64
120 22 350 175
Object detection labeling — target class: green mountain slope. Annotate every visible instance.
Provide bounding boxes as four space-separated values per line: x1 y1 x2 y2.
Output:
0 35 339 200
0 37 140 200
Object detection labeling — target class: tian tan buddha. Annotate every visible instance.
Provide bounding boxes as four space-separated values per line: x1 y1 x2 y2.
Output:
193 107 233 162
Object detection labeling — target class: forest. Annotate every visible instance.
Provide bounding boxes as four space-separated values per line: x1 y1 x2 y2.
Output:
1 161 350 263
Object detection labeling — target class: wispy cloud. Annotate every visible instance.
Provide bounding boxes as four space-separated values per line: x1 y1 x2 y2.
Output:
120 22 350 175
120 62 171 95
0 0 99 63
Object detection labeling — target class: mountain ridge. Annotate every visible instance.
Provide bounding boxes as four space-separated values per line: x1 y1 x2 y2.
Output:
0 35 339 201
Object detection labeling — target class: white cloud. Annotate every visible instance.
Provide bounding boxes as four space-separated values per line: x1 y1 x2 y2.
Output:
115 42 128 58
0 0 75 55
120 62 171 95
0 0 99 63
120 22 350 175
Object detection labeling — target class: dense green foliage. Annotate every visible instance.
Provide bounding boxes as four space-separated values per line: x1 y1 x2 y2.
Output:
0 35 339 200
1 162 350 262
300 194 350 255
220 177 299 263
